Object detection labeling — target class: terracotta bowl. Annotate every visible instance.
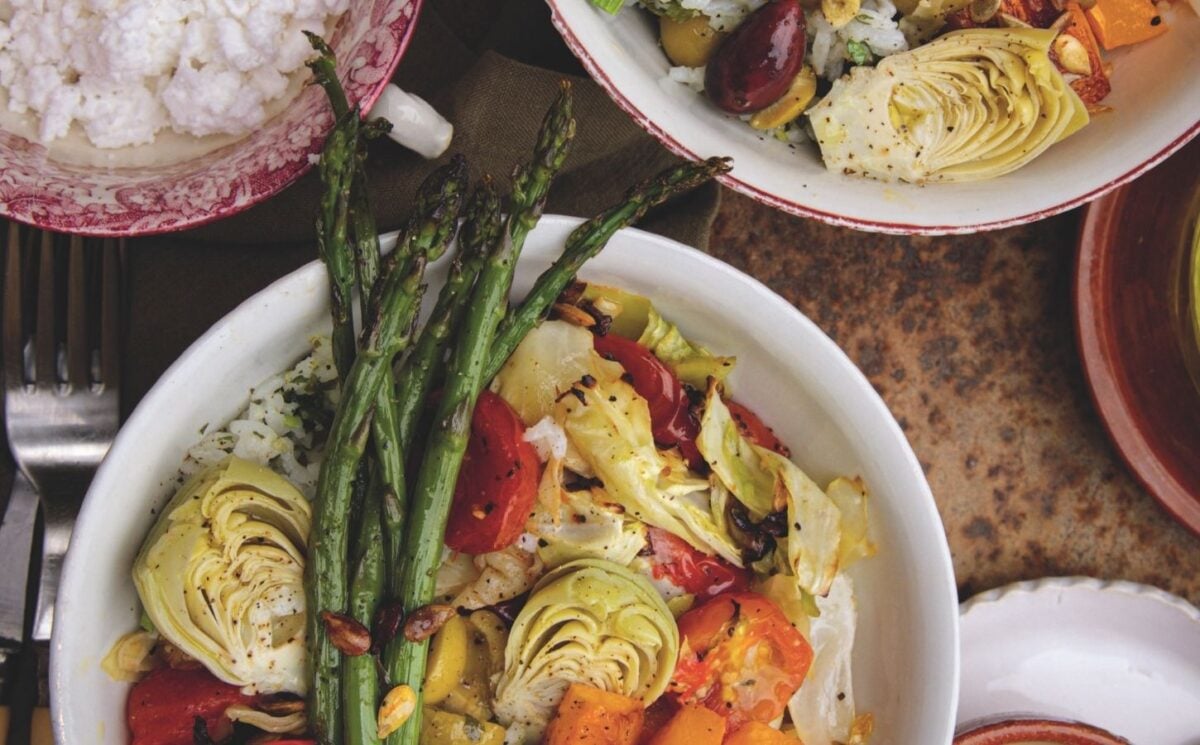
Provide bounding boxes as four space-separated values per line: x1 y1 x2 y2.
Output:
0 0 421 237
955 718 1131 745
1075 135 1200 536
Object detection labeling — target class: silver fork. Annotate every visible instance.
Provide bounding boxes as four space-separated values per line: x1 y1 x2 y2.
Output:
3 224 121 642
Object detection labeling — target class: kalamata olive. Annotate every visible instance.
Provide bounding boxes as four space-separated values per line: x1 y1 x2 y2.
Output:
705 0 807 114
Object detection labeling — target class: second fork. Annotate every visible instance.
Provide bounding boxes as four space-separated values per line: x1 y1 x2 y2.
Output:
2 224 122 643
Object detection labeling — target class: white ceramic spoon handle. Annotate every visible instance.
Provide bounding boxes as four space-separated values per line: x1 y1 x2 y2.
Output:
371 83 453 159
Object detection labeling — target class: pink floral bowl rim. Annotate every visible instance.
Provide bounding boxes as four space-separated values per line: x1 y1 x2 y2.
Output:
0 0 422 238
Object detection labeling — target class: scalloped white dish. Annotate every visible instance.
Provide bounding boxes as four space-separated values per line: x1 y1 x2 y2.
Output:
51 216 959 744
548 0 1200 234
958 577 1200 744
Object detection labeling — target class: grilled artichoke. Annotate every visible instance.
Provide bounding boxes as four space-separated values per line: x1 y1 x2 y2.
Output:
810 28 1089 183
133 456 311 695
493 558 678 743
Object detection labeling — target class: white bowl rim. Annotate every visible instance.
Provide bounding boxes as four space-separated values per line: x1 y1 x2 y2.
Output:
546 1 1200 236
51 215 961 742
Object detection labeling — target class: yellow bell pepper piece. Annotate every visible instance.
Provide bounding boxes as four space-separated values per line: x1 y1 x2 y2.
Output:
422 614 469 706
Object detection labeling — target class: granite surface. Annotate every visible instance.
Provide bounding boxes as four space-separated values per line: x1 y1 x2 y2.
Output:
709 193 1200 605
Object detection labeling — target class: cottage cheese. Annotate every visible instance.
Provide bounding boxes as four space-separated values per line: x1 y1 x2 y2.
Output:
0 0 349 149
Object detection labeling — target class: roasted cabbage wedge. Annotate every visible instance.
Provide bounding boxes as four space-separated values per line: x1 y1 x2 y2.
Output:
496 320 742 565
696 384 845 596
528 480 648 568
494 558 679 743
556 356 743 566
582 284 735 389
788 574 862 745
132 456 311 694
492 321 622 427
810 28 1089 183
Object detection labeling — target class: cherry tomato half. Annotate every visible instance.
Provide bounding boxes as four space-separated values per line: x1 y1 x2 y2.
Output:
592 334 702 467
127 666 256 745
644 527 750 599
670 592 813 731
725 400 790 457
445 390 540 555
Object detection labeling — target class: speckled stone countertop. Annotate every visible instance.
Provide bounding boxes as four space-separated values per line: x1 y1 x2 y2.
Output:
709 194 1200 605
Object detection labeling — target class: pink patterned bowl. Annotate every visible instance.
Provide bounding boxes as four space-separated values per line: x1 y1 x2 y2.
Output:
0 0 421 237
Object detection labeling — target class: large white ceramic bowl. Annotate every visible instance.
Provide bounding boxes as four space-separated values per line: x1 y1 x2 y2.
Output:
548 0 1200 234
51 216 959 743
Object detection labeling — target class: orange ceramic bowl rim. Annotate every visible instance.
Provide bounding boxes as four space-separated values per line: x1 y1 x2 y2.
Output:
954 718 1131 745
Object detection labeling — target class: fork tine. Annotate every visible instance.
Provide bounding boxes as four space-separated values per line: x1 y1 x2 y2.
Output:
33 231 57 387
66 234 89 390
3 222 24 387
99 239 121 391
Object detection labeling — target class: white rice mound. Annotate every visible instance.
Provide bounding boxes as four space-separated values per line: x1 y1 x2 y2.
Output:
807 0 908 81
180 335 338 497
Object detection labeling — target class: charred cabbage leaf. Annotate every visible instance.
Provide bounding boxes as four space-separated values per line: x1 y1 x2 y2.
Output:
132 456 310 694
528 479 648 569
810 28 1089 183
492 320 621 428
697 385 844 596
494 558 678 743
557 358 743 566
788 574 862 745
583 283 736 389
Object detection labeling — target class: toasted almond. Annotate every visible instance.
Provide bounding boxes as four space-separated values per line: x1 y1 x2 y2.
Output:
551 302 598 329
257 697 306 716
320 610 372 656
1054 33 1092 75
371 601 405 652
403 603 457 642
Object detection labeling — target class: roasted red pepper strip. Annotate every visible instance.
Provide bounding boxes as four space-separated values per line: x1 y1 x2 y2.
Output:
644 527 751 599
724 400 790 457
445 390 540 554
127 667 256 745
593 333 702 467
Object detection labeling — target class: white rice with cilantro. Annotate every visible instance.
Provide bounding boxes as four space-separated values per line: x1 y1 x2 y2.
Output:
180 336 338 498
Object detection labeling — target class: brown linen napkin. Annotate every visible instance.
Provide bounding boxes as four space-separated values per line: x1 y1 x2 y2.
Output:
118 0 722 414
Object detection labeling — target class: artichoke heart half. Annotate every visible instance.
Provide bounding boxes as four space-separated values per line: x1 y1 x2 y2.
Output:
493 558 679 743
133 456 311 695
810 28 1089 183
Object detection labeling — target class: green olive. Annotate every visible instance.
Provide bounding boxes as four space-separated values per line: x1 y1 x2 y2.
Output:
659 15 725 68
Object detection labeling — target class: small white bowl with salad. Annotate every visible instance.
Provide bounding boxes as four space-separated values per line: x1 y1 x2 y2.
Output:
550 0 1200 233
